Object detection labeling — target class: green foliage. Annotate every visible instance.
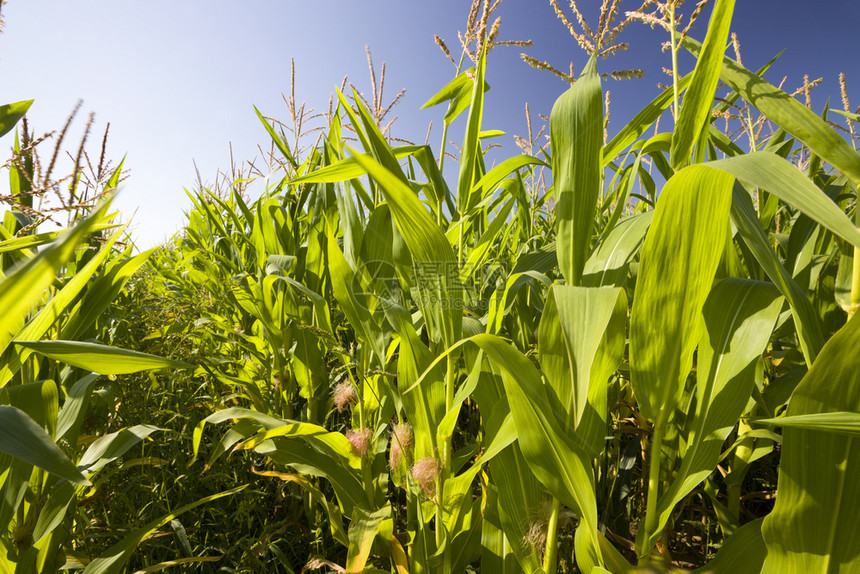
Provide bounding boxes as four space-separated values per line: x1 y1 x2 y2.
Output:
5 2 860 572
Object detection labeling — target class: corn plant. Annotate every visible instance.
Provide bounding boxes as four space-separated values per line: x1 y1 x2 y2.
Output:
0 97 251 573
142 0 860 572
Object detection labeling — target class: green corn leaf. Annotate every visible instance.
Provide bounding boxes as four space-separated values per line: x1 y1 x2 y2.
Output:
468 155 548 212
346 506 391 572
254 105 296 168
756 412 860 437
200 418 261 471
468 333 603 570
422 67 489 126
684 38 860 184
603 75 691 165
411 144 456 214
539 285 624 451
78 424 161 474
0 405 88 485
630 164 734 423
334 86 371 154
552 55 603 285
190 407 288 465
583 290 627 456
0 229 125 385
0 99 33 138
491 444 546 574
256 437 367 515
325 226 388 363
0 203 109 361
0 224 116 254
254 470 348 546
670 0 736 169
730 185 824 364
55 373 101 442
352 87 411 184
457 41 488 218
82 486 245 574
480 481 522 573
463 198 515 281
235 421 361 472
761 313 860 572
582 211 653 287
692 518 766 574
709 152 860 250
575 525 630 574
104 155 125 191
387 305 445 460
15 340 192 375
479 129 505 139
130 557 224 574
2 379 59 438
350 149 462 347
643 278 782 551
60 247 155 342
32 480 77 543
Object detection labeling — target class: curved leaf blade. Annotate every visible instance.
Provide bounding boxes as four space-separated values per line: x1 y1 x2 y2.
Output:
630 165 734 422
15 340 192 375
761 313 860 572
0 405 88 485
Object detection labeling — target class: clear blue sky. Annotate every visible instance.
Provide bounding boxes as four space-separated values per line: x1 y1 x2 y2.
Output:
1 1 857 248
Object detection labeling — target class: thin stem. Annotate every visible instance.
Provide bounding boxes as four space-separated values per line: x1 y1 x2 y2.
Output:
852 187 860 313
347 367 366 430
362 453 375 505
442 352 458 472
438 50 468 175
435 474 449 573
728 420 753 521
543 498 562 574
670 6 680 123
639 421 666 565
458 216 466 265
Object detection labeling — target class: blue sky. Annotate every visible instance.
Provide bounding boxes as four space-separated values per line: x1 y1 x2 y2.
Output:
0 1 857 248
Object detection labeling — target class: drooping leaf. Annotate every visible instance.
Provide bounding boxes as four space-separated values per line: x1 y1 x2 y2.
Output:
78 424 161 474
684 37 860 183
730 185 823 364
15 340 192 375
422 67 490 126
0 405 88 485
709 152 860 250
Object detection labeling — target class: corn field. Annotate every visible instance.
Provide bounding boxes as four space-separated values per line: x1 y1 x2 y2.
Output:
1 0 860 572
